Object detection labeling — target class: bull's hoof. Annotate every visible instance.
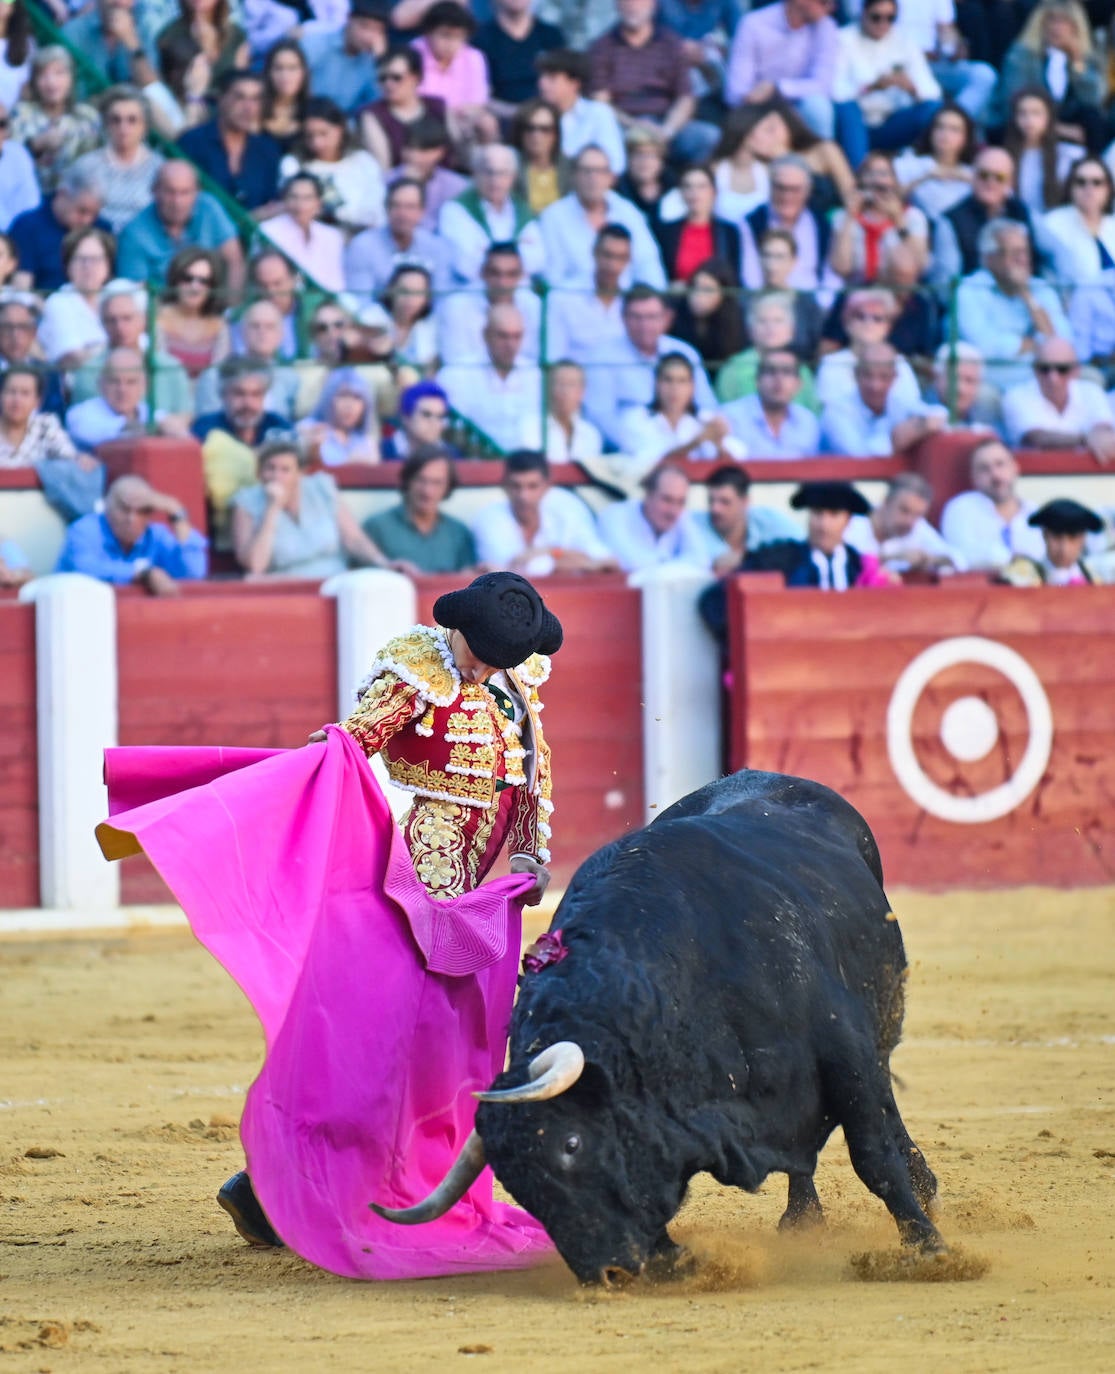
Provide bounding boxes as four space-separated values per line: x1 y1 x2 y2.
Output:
645 1243 696 1282
778 1202 824 1233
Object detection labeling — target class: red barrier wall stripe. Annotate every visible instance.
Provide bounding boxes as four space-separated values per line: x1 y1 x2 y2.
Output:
0 602 38 907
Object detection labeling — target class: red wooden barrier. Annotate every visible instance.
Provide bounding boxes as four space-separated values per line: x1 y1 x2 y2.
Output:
727 578 1115 888
0 601 38 907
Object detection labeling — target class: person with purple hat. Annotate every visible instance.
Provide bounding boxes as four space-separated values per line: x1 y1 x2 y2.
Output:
384 378 462 459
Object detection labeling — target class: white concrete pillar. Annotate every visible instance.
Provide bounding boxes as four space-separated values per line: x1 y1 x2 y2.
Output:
19 574 119 909
321 569 417 820
637 566 722 822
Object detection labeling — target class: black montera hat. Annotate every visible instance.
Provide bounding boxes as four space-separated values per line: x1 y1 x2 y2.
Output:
790 481 871 516
1027 498 1104 536
434 572 563 669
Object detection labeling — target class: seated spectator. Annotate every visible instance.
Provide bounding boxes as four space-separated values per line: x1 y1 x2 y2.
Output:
361 47 446 170
816 287 922 408
67 347 189 447
438 144 544 284
144 23 221 140
1002 337 1115 460
614 125 672 225
0 100 44 232
991 0 1107 155
474 0 564 120
588 0 711 163
0 533 32 588
833 2 942 171
437 240 541 366
117 160 244 295
721 347 822 459
733 95 856 212
344 178 451 302
940 436 1046 569
671 107 768 230
279 98 385 234
724 0 839 141
0 234 16 287
741 479 872 587
893 101 977 221
414 1 497 151
0 365 83 468
956 218 1072 391
716 291 818 409
298 367 381 467
292 299 394 420
0 0 30 114
1003 87 1078 219
931 146 1037 288
1069 268 1115 378
231 438 394 579
874 240 940 363
156 0 248 92
745 227 824 361
193 356 289 447
695 462 801 576
0 296 65 416
518 359 603 461
668 259 746 382
471 448 616 574
928 341 1003 432
821 341 946 456
1043 155 1115 286
259 37 310 153
1000 497 1106 585
195 299 297 418
618 352 743 463
654 164 743 285
37 227 115 370
261 173 346 294
844 472 968 574
535 49 625 176
299 0 389 115
71 85 164 235
70 282 192 417
61 0 159 92
539 144 665 289
510 97 571 215
56 472 207 593
896 6 995 127
543 222 631 364
363 444 475 573
230 251 300 359
393 116 468 229
382 263 438 375
740 155 829 291
597 462 709 573
11 47 101 195
9 165 109 293
383 379 454 460
176 69 281 213
438 302 542 452
156 247 231 384
583 285 715 446
827 150 929 285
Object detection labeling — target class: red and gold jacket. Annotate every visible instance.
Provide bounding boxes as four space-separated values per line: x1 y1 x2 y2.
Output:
340 625 554 867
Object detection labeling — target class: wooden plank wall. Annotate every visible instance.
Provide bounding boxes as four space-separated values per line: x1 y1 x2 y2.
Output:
728 581 1115 888
0 601 38 907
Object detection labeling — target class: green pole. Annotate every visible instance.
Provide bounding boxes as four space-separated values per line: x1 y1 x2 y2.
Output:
145 280 158 436
945 274 959 425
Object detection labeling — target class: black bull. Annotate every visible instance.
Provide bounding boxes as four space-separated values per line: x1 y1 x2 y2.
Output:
374 771 942 1284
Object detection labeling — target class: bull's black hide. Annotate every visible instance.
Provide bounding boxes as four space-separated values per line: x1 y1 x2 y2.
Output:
476 770 941 1284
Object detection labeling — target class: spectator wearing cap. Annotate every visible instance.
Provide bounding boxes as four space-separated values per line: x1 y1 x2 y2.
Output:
721 347 821 460
726 1 838 139
413 2 497 147
384 379 458 461
695 462 801 575
8 164 110 293
0 99 41 232
437 241 541 366
438 144 544 285
517 361 603 462
821 342 947 457
543 224 632 365
0 296 65 416
745 480 871 588
471 448 616 575
177 70 283 213
844 472 968 575
597 463 709 574
940 437 1045 570
70 282 192 421
1000 499 1107 586
535 49 625 175
739 156 829 291
438 302 543 453
363 445 476 573
473 0 564 121
301 0 388 115
345 179 452 302
538 144 665 290
1001 337 1115 464
260 172 346 294
116 160 244 295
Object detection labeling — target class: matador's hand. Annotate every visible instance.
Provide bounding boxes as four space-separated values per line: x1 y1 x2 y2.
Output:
307 729 328 743
510 855 551 904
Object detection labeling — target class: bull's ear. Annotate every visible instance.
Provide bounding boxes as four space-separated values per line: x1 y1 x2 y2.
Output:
569 1060 612 1108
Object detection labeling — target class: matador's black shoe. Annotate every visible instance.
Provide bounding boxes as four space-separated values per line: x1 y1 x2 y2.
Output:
217 1171 284 1248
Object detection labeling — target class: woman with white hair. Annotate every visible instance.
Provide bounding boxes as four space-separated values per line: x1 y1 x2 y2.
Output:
716 291 819 409
71 86 164 234
10 46 101 193
815 287 922 408
297 367 381 467
437 143 544 284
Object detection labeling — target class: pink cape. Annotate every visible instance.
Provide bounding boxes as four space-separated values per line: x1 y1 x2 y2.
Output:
95 726 553 1280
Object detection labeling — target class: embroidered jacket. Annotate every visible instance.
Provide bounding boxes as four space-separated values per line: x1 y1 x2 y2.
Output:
340 625 554 864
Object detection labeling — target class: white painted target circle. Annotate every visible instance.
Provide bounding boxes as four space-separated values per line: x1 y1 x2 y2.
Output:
886 636 1053 824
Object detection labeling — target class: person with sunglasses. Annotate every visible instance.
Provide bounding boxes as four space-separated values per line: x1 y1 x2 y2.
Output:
1001 336 1115 464
383 378 460 460
361 47 446 171
832 1 942 172
70 86 163 235
1043 155 1115 286
930 146 1039 291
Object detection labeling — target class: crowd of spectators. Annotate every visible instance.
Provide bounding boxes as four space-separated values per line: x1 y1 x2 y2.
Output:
1 0 1115 595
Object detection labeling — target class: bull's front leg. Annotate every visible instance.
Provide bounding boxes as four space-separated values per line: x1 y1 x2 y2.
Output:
779 1172 824 1231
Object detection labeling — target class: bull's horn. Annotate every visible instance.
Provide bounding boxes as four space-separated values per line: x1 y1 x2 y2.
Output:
369 1130 486 1225
474 1041 585 1104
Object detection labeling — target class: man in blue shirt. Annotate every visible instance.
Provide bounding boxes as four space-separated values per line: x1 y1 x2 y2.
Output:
177 71 283 213
301 0 387 113
191 357 290 447
721 347 822 460
57 474 208 594
117 160 244 293
9 165 111 292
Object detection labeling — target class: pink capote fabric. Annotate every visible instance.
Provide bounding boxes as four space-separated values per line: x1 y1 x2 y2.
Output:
96 726 553 1280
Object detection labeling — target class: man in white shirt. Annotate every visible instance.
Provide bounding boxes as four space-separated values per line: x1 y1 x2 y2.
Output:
821 342 945 457
437 144 545 285
928 341 1002 434
437 241 542 365
722 347 821 459
582 285 714 446
438 303 543 453
518 361 604 461
472 449 617 574
536 49 625 174
597 464 709 573
940 437 1046 570
845 471 968 573
538 145 666 289
66 347 188 448
1001 338 1115 463
544 223 631 364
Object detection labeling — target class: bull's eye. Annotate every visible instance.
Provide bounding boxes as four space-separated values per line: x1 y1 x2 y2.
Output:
562 1134 581 1156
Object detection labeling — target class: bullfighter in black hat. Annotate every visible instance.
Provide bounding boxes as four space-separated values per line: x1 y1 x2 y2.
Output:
1000 499 1106 586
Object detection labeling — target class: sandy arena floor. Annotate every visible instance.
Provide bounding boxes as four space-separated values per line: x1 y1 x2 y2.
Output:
1 887 1113 1374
